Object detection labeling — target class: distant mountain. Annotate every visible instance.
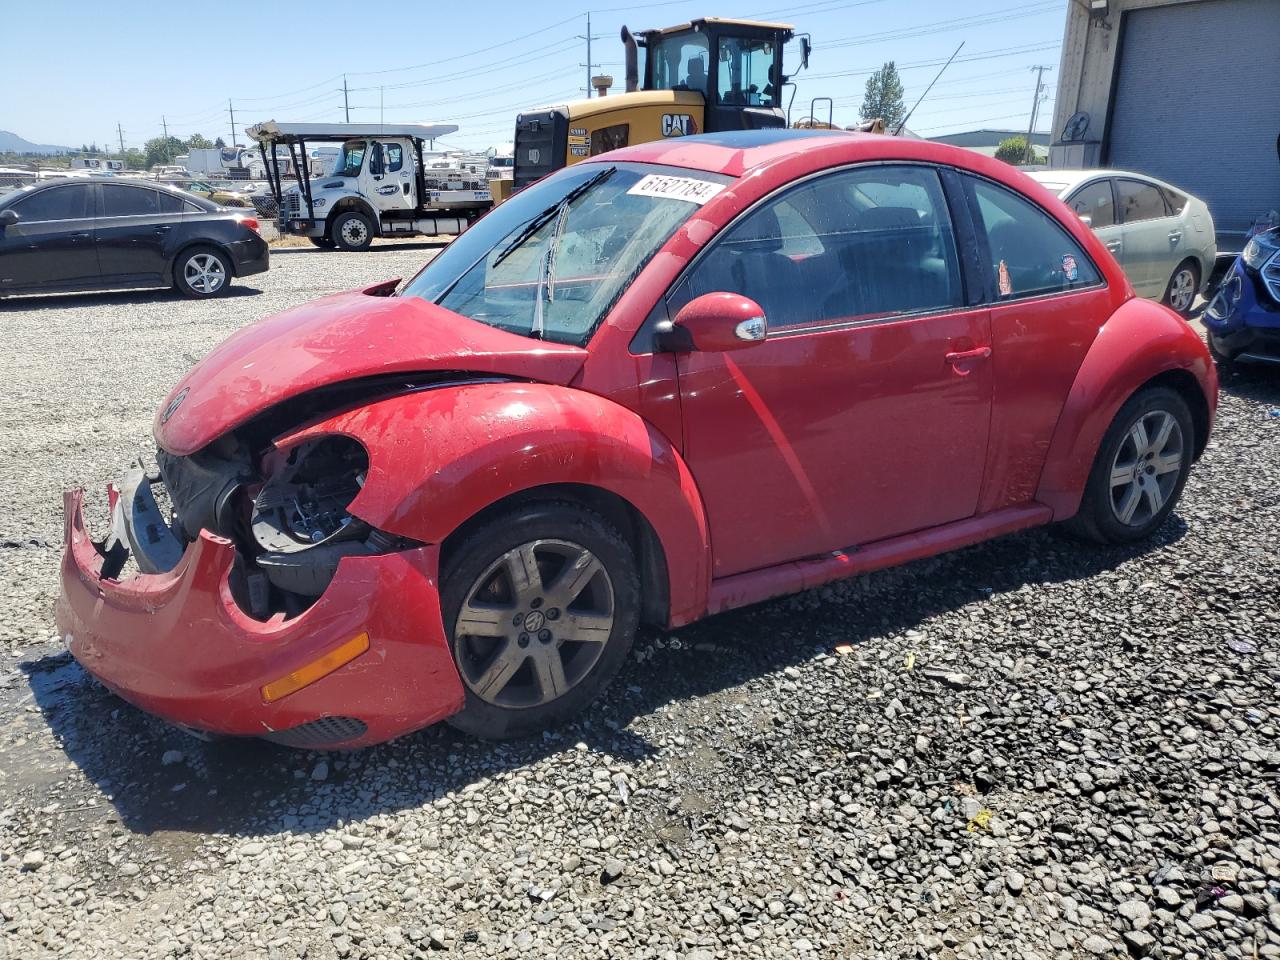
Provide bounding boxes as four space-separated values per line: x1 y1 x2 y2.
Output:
0 130 74 155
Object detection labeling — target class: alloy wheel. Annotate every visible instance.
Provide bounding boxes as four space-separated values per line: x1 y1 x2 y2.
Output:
184 253 225 294
1108 409 1184 527
453 539 615 708
1169 268 1196 313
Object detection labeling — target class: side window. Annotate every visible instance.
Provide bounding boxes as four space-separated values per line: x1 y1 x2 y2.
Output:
184 200 204 214
156 191 185 214
1161 186 1188 216
11 185 93 221
102 185 160 217
1066 180 1115 229
385 143 403 172
1116 179 1168 223
685 165 963 330
968 177 1102 299
589 124 630 157
368 142 384 176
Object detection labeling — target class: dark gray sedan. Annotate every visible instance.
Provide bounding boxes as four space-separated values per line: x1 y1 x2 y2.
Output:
0 179 269 298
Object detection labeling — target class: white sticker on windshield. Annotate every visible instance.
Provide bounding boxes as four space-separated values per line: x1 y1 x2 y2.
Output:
626 174 723 205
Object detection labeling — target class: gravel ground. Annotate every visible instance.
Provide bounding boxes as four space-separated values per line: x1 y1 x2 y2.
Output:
0 250 1277 960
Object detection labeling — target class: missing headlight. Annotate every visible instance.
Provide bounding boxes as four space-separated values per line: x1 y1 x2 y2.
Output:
252 436 368 553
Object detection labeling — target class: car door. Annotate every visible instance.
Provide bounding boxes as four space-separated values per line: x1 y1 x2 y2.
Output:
668 163 993 579
1114 177 1177 297
963 174 1114 510
95 184 174 284
1064 178 1123 268
0 183 99 292
360 141 413 215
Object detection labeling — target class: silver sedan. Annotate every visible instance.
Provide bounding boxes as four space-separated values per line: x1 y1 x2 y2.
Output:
1028 169 1216 317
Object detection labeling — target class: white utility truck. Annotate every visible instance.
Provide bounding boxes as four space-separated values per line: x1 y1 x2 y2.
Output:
246 121 492 251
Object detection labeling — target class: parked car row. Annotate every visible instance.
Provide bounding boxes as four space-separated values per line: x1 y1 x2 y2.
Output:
0 179 267 298
55 131 1218 749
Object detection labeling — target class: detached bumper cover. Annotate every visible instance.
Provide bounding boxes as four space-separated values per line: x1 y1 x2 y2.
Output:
56 489 464 747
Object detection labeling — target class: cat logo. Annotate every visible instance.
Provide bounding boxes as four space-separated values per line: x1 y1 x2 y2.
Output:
527 148 541 164
661 114 697 137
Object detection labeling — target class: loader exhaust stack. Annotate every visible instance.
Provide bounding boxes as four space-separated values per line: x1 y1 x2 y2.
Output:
621 26 639 93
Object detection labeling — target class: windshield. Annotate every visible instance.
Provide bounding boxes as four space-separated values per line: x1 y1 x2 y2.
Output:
649 32 711 94
402 162 732 346
335 140 366 177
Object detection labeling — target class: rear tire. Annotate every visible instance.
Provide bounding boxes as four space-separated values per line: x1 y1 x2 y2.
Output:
1065 386 1194 544
441 502 640 740
331 211 373 252
1162 260 1199 318
173 246 232 299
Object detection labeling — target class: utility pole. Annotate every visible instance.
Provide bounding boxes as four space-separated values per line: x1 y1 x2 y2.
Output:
577 13 602 97
1023 65 1051 164
380 86 384 127
342 76 350 121
162 115 171 162
116 123 125 156
228 99 237 148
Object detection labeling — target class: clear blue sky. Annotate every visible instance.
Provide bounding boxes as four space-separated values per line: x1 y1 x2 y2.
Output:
5 0 1066 151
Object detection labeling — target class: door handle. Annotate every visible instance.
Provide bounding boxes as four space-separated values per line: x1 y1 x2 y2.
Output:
154 225 172 232
945 346 992 364
1168 231 1182 243
1105 240 1121 251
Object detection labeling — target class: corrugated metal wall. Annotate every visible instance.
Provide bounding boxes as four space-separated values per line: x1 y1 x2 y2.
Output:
1105 0 1280 248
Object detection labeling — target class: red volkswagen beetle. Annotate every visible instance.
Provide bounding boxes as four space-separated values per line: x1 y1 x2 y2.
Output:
58 131 1216 747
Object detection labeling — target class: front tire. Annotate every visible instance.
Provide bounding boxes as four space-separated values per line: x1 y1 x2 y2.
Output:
1066 386 1194 543
441 502 641 740
331 211 373 252
1163 260 1199 318
173 246 232 298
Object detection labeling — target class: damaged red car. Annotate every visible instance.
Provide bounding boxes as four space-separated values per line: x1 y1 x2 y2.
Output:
58 131 1217 748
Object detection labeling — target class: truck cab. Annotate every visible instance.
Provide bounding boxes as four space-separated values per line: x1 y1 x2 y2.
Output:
248 122 492 251
511 18 806 190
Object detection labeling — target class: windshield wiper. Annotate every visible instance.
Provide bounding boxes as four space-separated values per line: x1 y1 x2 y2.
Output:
491 165 615 269
531 201 572 339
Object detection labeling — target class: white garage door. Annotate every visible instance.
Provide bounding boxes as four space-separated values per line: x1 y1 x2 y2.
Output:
1106 0 1280 249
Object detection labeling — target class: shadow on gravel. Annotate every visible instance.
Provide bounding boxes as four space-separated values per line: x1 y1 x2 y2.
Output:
1216 363 1280 406
0 286 263 311
22 517 1187 841
270 239 451 255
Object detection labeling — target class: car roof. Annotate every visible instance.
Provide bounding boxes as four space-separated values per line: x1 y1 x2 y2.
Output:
1025 168 1187 195
583 128 1041 184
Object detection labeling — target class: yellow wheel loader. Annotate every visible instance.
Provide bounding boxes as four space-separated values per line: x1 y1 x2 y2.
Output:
497 18 815 199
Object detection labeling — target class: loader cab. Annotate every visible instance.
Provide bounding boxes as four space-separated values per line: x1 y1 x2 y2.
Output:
642 18 796 133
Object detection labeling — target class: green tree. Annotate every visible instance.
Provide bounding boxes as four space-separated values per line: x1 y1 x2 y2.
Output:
122 148 147 170
214 136 226 149
994 136 1045 165
186 133 213 150
860 61 906 131
143 135 188 168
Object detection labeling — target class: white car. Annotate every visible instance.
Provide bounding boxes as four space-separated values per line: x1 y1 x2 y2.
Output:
1027 170 1216 317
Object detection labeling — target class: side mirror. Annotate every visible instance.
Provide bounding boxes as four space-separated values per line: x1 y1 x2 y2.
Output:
659 292 768 353
1077 212 1093 228
0 209 18 228
801 37 812 70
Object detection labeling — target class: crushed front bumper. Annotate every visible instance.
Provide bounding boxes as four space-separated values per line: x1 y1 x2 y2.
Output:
1203 258 1280 363
56 488 464 749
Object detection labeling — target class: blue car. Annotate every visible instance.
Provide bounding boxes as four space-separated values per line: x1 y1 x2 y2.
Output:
1204 227 1280 366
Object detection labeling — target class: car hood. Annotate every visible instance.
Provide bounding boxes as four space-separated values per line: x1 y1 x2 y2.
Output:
154 283 588 456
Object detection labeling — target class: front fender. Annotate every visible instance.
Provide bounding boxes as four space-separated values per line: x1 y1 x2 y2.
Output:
281 382 712 626
1036 298 1217 520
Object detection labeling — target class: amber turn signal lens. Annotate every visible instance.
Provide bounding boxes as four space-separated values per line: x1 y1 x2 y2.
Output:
260 632 370 703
